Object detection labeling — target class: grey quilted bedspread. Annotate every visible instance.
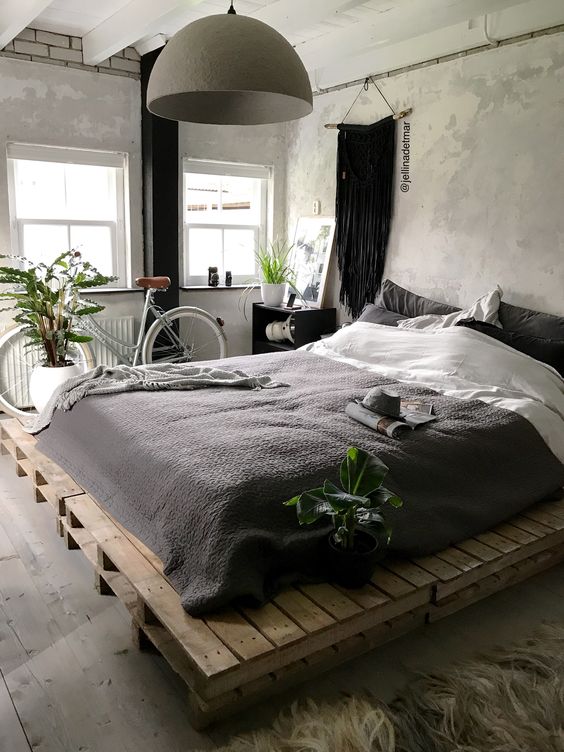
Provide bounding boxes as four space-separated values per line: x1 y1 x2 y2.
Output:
36 350 564 615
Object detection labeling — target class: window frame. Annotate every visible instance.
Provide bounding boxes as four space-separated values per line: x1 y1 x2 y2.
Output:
182 158 272 287
6 143 130 287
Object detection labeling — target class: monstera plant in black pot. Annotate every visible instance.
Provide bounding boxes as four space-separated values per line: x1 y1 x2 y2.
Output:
285 447 403 588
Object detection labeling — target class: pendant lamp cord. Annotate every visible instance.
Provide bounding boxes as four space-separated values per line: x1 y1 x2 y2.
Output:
341 76 396 123
227 1 236 13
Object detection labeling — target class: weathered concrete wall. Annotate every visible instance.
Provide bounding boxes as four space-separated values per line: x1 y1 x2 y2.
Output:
0 56 144 327
178 121 287 355
286 32 564 322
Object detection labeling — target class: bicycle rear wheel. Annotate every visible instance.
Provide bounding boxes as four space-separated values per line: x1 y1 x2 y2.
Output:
0 324 93 419
141 306 227 364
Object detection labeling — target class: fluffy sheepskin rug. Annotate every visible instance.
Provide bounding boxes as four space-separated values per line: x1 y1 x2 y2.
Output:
213 624 564 752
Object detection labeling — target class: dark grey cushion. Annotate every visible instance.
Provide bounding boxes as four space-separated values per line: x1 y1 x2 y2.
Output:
379 279 460 318
457 318 564 376
499 301 564 340
357 304 407 326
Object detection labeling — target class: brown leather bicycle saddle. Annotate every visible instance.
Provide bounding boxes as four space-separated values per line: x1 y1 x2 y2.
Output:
135 276 171 289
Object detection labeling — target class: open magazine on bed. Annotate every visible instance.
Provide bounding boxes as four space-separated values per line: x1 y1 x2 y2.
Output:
347 397 436 439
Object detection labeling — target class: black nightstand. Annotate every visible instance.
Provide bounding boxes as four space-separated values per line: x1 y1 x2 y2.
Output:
252 303 337 355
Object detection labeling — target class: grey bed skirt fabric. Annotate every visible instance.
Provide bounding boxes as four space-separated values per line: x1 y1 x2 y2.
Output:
36 350 564 615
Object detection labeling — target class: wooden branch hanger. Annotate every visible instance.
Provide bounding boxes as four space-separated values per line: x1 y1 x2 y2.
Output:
324 76 412 129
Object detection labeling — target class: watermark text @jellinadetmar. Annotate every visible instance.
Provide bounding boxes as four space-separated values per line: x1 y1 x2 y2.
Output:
400 121 411 193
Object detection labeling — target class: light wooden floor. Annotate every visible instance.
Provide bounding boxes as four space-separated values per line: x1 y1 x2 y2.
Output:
1 451 563 751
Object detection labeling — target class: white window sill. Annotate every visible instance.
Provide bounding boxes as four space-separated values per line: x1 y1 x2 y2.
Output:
180 285 257 291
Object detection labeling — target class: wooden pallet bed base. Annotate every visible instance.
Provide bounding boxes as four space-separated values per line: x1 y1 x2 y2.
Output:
1 417 563 728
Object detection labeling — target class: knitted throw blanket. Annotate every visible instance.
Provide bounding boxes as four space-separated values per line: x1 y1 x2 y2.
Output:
28 362 289 434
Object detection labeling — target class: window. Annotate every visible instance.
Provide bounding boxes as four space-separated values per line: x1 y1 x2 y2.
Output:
7 143 129 286
183 159 271 286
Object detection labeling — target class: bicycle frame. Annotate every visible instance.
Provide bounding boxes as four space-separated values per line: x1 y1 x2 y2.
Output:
79 288 186 366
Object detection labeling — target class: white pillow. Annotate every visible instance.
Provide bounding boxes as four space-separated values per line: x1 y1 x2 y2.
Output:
397 287 503 330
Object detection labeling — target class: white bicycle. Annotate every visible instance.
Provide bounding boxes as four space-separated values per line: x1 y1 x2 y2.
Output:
0 275 227 419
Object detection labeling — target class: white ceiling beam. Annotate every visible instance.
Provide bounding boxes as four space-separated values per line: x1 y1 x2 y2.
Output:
83 0 207 65
252 0 367 36
313 0 564 91
0 0 53 49
297 0 533 72
135 34 167 57
314 21 490 91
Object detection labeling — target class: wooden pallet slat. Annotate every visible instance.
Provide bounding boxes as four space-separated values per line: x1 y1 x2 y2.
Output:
370 565 416 598
475 530 520 554
494 521 538 546
240 602 306 647
204 611 276 662
523 506 564 531
510 514 554 538
383 559 437 588
334 582 390 610
431 544 564 621
273 588 335 633
456 537 501 562
435 546 482 572
298 582 363 621
412 554 463 581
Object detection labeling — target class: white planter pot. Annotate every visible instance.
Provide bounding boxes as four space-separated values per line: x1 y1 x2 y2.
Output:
261 282 286 307
29 363 83 413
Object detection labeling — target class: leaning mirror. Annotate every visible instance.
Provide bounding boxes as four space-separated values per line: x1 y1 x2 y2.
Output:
292 217 335 308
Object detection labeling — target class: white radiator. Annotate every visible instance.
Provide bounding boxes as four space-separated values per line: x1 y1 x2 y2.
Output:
0 315 135 410
89 315 136 366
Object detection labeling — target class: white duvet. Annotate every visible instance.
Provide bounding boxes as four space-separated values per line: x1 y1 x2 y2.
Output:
306 322 564 464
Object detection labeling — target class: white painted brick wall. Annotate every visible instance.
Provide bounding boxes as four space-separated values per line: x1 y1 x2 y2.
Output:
0 27 140 79
14 39 48 56
36 30 70 48
53 47 83 63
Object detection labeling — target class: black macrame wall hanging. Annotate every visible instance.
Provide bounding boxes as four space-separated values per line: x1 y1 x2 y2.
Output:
328 77 409 318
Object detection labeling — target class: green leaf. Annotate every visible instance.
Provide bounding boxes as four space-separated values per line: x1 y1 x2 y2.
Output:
295 488 333 525
74 305 103 316
65 332 92 343
366 487 403 509
322 479 371 513
356 509 385 525
283 495 300 507
340 446 389 497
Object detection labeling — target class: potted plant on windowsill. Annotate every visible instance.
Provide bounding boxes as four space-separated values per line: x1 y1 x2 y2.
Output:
0 250 115 412
285 447 403 588
239 239 297 317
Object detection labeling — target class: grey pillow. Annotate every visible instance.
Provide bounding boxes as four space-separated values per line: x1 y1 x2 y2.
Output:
379 279 460 318
499 301 564 340
357 304 407 326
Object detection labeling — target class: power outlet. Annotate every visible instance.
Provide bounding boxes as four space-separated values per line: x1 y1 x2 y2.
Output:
313 200 321 215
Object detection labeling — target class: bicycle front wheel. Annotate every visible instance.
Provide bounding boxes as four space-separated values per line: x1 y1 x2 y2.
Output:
141 306 227 365
0 324 93 420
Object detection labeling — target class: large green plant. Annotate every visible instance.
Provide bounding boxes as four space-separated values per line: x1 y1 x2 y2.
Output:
285 447 403 551
0 251 115 367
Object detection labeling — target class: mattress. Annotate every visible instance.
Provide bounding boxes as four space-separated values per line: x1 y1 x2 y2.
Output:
36 324 564 615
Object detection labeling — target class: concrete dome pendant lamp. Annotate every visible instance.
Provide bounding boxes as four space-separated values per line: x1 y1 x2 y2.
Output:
146 2 313 125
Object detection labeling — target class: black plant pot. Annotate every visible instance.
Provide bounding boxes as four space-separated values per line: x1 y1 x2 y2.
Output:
327 528 386 589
